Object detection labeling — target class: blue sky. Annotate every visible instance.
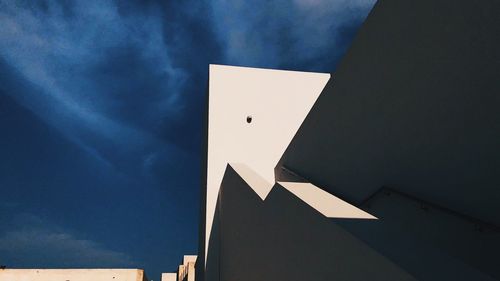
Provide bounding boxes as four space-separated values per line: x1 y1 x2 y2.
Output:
0 0 375 279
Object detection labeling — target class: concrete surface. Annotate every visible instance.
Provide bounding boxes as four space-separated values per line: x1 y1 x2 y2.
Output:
0 269 147 281
161 273 176 281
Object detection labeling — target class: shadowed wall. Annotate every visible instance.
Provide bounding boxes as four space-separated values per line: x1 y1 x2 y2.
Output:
208 165 416 281
279 0 500 226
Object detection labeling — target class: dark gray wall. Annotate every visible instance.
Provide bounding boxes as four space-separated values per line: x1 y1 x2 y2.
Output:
278 0 500 226
355 188 500 279
207 165 500 280
210 165 417 281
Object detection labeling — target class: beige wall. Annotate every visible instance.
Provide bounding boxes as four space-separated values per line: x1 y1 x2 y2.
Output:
0 269 146 281
162 255 197 281
161 273 176 281
177 255 196 281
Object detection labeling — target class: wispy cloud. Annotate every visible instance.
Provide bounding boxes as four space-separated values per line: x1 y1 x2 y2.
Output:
0 0 188 170
0 0 375 175
0 201 18 209
207 0 376 69
0 214 134 267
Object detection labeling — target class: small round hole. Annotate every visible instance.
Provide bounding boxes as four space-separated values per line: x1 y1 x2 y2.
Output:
246 116 252 123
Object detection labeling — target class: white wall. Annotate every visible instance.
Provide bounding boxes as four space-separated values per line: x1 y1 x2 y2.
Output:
205 64 330 263
0 269 146 281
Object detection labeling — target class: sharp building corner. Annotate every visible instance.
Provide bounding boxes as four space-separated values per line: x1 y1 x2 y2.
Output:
194 0 500 280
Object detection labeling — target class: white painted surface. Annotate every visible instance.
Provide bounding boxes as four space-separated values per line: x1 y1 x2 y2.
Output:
161 273 176 281
182 255 197 266
229 163 271 199
279 182 377 219
206 64 330 263
229 163 376 219
0 269 145 281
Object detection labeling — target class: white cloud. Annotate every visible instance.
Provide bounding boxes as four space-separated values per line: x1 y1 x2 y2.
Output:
0 214 134 267
0 0 186 168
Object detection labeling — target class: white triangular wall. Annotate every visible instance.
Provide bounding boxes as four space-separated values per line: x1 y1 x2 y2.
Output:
205 64 330 263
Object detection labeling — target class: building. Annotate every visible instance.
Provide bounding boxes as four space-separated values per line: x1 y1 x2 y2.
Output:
194 0 500 280
161 256 196 281
0 269 148 281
